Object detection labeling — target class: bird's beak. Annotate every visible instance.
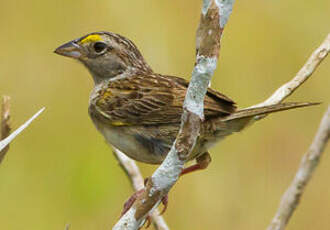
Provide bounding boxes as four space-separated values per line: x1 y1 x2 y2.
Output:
54 40 82 59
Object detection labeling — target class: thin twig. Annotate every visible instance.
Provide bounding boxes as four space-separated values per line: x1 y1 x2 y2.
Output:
0 96 11 164
248 33 330 229
0 107 45 153
251 34 330 108
267 106 330 230
113 148 170 230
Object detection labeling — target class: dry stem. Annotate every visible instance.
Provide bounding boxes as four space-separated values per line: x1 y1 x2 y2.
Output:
266 106 330 230
251 34 330 108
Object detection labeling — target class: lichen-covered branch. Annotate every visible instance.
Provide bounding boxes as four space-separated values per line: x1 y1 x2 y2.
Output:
266 106 330 230
251 34 330 108
112 1 235 229
113 148 170 230
0 96 11 164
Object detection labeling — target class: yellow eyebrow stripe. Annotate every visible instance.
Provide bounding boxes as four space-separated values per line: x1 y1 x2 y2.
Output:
80 34 102 44
111 121 130 126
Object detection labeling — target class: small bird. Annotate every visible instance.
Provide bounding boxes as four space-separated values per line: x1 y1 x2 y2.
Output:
55 31 317 175
55 31 318 217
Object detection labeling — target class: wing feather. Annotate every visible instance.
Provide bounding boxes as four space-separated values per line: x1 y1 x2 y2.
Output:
92 74 236 125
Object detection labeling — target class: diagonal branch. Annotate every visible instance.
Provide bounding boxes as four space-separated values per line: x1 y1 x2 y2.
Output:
249 34 330 230
113 1 235 229
113 149 169 230
266 106 330 230
250 34 330 108
0 107 45 156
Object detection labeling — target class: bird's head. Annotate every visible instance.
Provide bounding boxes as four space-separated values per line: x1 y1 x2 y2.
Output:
55 31 152 84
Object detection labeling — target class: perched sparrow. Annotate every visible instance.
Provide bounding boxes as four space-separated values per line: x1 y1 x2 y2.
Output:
55 31 317 174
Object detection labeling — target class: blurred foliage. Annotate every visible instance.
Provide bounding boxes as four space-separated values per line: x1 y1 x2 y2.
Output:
0 0 329 229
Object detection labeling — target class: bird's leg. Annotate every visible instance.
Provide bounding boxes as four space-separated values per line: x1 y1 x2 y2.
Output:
121 152 211 220
180 152 211 176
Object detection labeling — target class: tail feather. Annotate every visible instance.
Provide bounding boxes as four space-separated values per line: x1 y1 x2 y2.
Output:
217 102 320 133
222 102 320 122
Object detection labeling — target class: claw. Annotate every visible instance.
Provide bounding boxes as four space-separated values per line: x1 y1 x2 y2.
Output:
121 189 145 217
159 194 168 215
120 177 169 227
120 188 158 229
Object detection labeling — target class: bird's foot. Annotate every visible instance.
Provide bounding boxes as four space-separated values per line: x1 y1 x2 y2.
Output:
121 189 145 217
120 187 169 228
120 153 211 222
180 152 211 176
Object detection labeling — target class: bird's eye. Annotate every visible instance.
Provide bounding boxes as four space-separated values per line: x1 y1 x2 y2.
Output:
93 42 107 53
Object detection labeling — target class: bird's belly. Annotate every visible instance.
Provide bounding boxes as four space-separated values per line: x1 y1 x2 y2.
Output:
91 116 232 164
96 123 170 164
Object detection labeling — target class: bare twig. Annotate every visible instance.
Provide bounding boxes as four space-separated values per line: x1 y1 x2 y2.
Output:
251 34 330 108
113 1 235 229
252 34 329 228
0 107 45 154
113 149 170 230
245 33 330 229
267 106 330 230
0 96 11 163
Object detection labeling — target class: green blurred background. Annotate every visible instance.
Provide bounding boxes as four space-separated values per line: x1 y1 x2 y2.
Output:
0 0 329 229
